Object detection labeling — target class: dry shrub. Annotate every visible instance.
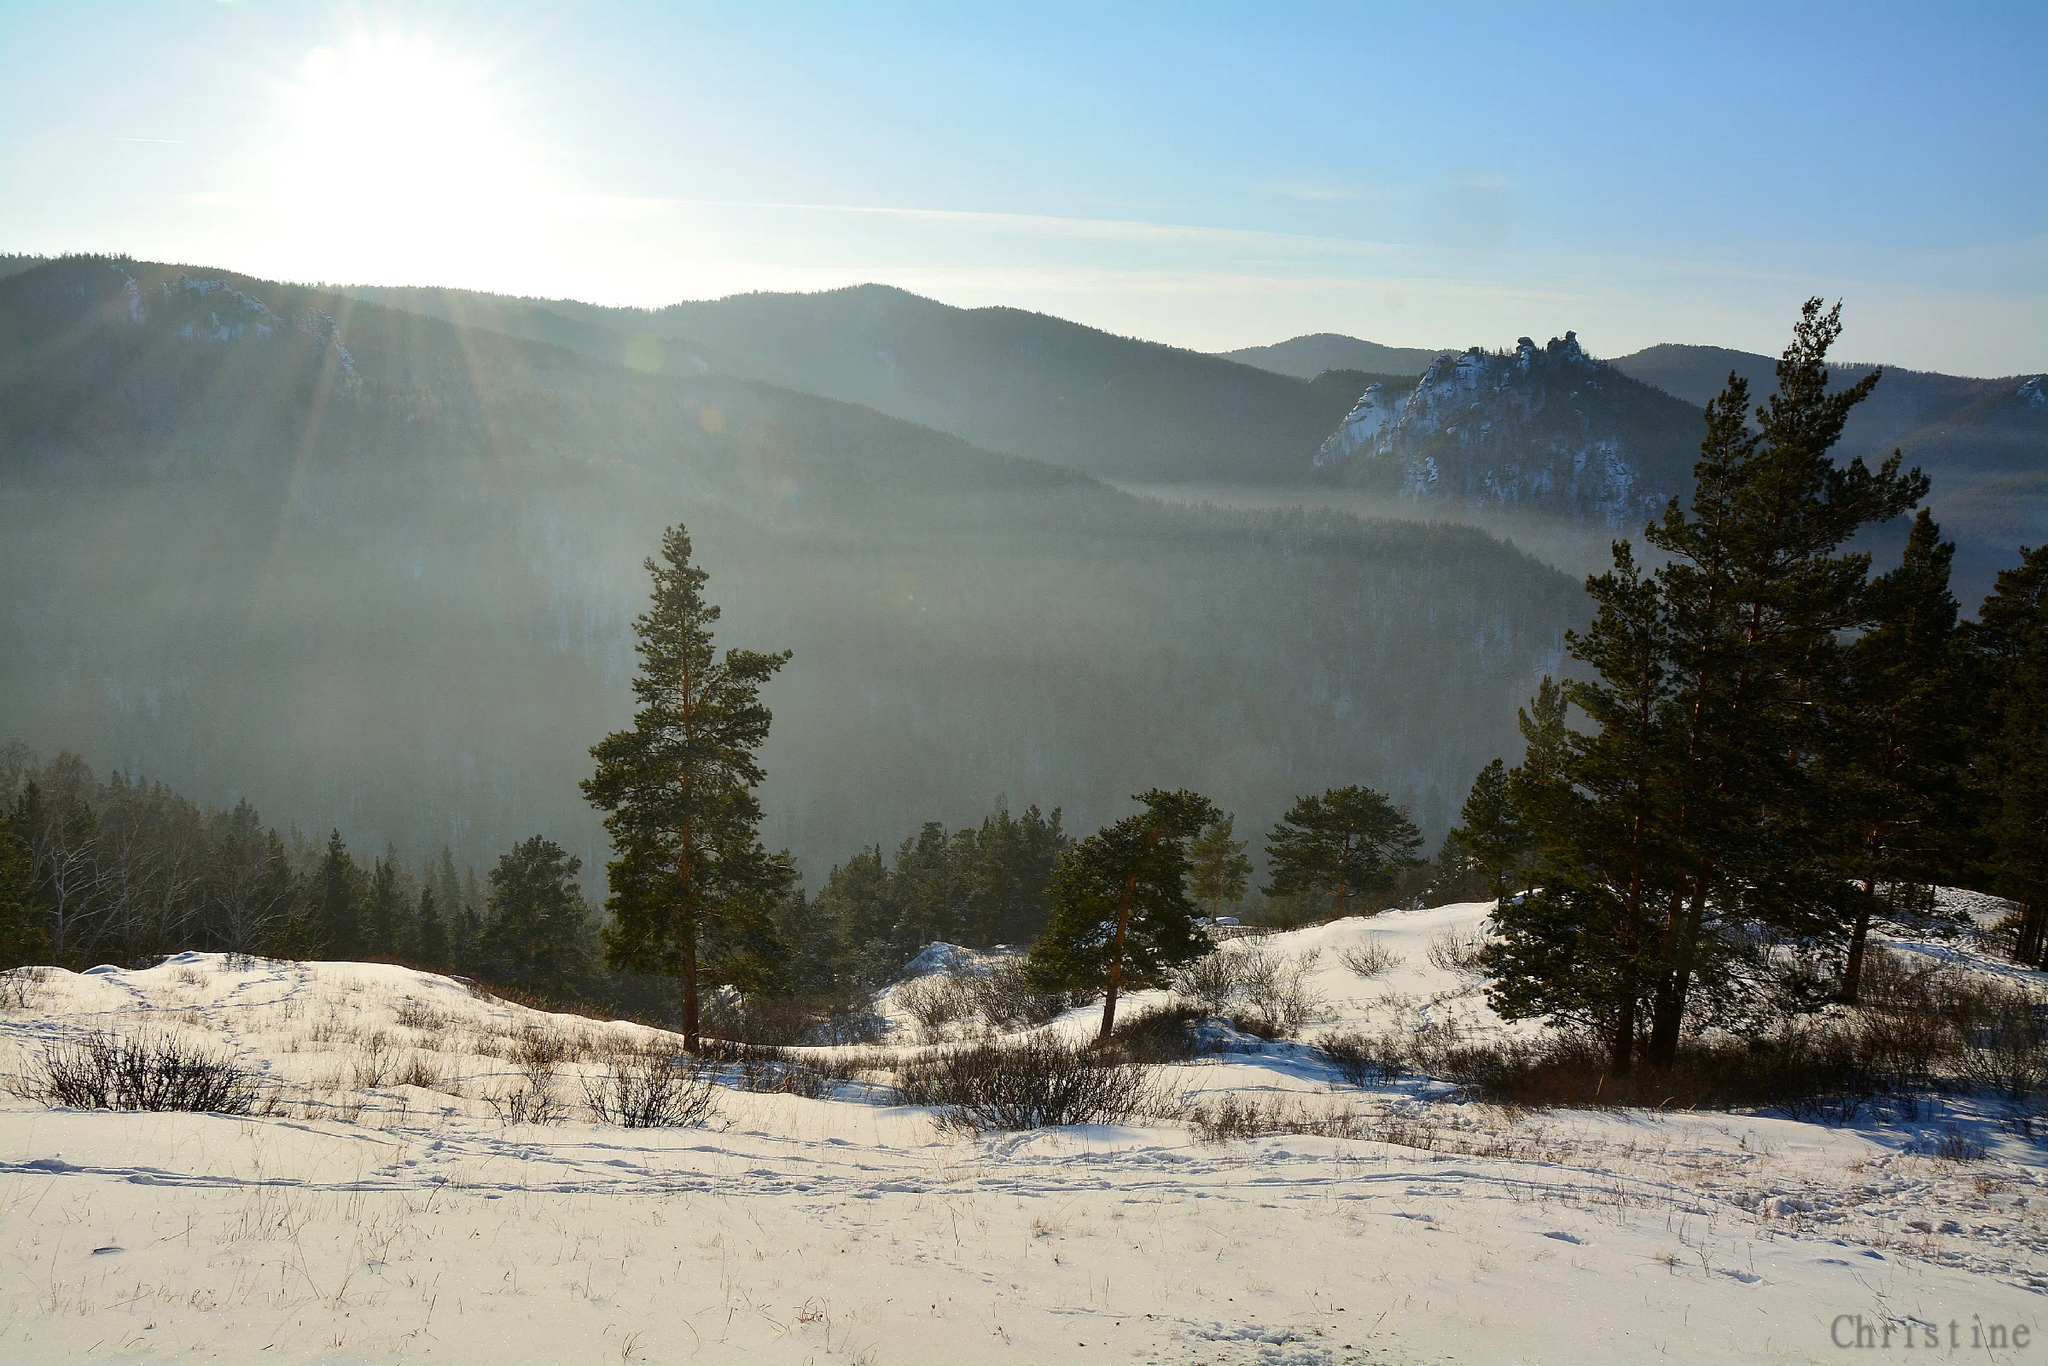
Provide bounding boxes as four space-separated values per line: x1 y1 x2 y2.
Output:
1339 938 1402 979
583 1052 719 1128
897 975 977 1039
703 991 887 1047
1172 947 1325 1037
1317 1031 1406 1087
484 1081 563 1125
351 1033 396 1089
1184 1093 1370 1143
961 959 1072 1031
1105 1004 1205 1064
393 997 447 1031
896 1035 1157 1131
1912 1125 1988 1162
1427 926 1490 974
11 1030 261 1114
395 1052 444 1090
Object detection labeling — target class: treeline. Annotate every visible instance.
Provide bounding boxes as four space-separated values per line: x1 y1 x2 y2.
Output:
0 743 617 1005
1437 301 2048 1076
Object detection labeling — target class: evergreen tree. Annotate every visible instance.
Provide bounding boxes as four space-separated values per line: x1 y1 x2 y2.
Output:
1264 786 1423 919
583 525 794 1050
0 827 47 968
1505 678 1572 851
414 884 449 970
1825 511 1970 998
966 804 1067 946
480 835 594 997
1490 542 1672 1073
1443 759 1529 902
316 830 361 960
1184 815 1252 918
1634 300 1924 1065
365 851 402 960
1968 546 2048 962
1028 789 1218 1039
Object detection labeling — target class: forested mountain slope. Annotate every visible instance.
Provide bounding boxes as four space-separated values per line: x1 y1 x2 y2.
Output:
0 257 1580 881
356 282 1362 483
1219 331 1448 380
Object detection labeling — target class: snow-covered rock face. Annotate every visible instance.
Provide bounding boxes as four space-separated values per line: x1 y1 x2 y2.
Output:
109 263 360 387
1315 331 1674 526
2020 375 2045 408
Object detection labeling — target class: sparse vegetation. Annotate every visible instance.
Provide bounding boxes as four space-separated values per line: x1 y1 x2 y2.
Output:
583 1050 721 1128
895 1035 1158 1131
10 1029 262 1114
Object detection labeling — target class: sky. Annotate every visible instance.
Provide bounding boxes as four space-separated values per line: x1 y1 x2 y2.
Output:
1 1 2042 374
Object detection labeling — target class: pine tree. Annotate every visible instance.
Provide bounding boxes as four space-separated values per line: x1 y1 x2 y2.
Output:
414 884 448 970
1634 300 1924 1066
1968 546 2048 962
1264 786 1423 920
1505 678 1572 851
1027 789 1218 1039
365 851 401 960
1490 542 1672 1073
1443 760 1529 902
1184 815 1252 919
1825 511 1970 998
0 827 47 969
583 525 794 1050
317 830 360 960
480 835 594 998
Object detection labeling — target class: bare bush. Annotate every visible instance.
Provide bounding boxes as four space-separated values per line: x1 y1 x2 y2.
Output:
1172 947 1324 1036
702 990 888 1047
1317 1031 1406 1087
962 959 1071 1031
1105 1005 1205 1063
1427 926 1490 974
0 967 48 1010
393 997 447 1031
351 1033 396 1089
895 1036 1157 1131
1912 1125 1988 1161
11 1030 261 1114
483 1081 563 1125
1950 980 2048 1101
1339 938 1403 979
1185 1094 1369 1143
395 1052 444 1090
897 974 978 1039
583 1052 720 1128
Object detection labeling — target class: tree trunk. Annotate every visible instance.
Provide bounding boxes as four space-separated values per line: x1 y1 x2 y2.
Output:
1840 878 1876 1005
683 925 700 1053
1608 994 1636 1077
1099 875 1139 1041
1645 875 1710 1069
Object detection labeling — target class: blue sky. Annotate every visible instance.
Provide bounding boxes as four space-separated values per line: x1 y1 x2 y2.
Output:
2 1 2042 371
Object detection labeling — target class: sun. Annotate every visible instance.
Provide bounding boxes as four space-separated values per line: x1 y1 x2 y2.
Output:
269 28 542 284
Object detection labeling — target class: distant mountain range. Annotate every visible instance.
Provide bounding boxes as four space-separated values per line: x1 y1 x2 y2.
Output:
1219 333 1450 380
0 257 1578 879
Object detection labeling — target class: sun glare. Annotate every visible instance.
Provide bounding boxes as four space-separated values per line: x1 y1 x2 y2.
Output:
270 30 542 284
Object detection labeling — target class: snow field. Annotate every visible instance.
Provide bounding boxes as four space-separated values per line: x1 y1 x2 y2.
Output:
1 902 2044 1363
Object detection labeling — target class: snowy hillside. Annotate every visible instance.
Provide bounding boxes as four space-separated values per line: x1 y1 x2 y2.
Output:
1314 334 1701 526
3 901 2045 1363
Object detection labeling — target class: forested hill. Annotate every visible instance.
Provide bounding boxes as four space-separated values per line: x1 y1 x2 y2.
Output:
0 256 1580 881
356 282 1365 484
1220 332 1449 380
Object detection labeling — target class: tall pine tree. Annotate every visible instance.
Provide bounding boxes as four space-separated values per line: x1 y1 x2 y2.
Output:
1264 786 1423 920
583 525 794 1050
1184 815 1253 919
1028 789 1218 1039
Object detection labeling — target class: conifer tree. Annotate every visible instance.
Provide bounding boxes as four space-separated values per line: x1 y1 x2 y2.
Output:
317 830 360 960
1825 511 1969 998
414 884 448 970
365 852 401 960
1443 760 1529 901
1184 815 1253 919
1264 786 1423 919
1633 300 1924 1065
1968 546 2048 962
1490 543 1672 1073
583 525 794 1050
1027 789 1218 1039
481 835 593 997
0 827 47 969
1506 678 1572 842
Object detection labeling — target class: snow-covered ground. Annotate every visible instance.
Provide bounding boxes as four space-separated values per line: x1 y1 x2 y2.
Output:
3 901 2044 1363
